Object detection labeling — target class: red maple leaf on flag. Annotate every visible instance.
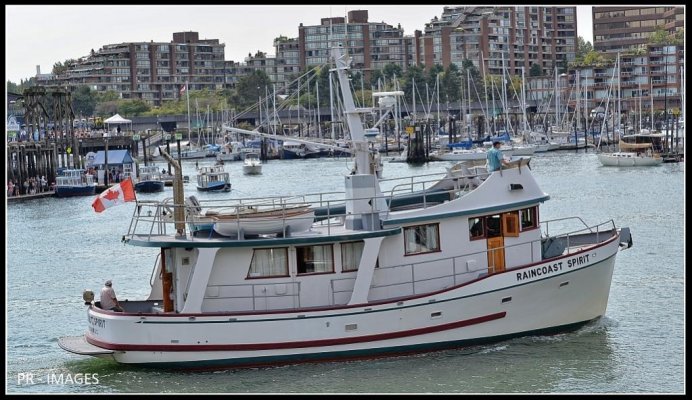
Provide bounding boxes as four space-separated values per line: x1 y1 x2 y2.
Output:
103 188 121 201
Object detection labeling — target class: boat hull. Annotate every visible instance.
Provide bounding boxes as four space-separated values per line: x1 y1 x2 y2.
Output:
79 241 617 369
135 180 165 193
197 183 231 192
597 152 663 167
55 185 96 197
242 165 262 175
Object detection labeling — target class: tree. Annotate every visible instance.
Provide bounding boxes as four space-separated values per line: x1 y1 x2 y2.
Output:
650 28 670 44
529 63 543 77
441 64 461 102
235 70 273 108
576 36 593 60
118 99 151 116
71 85 97 117
52 58 76 75
7 80 20 93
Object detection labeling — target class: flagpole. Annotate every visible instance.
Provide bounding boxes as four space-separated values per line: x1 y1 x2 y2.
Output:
186 82 191 143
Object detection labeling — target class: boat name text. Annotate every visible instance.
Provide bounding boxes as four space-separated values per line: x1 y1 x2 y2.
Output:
516 254 590 281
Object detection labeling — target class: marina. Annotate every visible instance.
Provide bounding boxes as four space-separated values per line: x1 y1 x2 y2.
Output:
5 4 685 394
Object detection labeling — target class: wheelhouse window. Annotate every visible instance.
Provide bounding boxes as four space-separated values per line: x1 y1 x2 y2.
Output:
486 215 503 238
469 217 485 240
248 248 288 278
520 207 538 230
404 223 440 255
297 244 334 275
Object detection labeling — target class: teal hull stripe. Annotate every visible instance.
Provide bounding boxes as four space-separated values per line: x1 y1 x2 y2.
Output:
137 318 595 370
141 252 615 325
382 195 550 226
127 227 401 248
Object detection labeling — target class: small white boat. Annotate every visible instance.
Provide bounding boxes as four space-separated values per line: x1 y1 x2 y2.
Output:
212 204 315 237
242 153 263 175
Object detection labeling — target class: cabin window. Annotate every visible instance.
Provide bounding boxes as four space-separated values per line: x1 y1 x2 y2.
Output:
520 207 537 230
248 248 289 278
502 212 520 237
404 223 440 255
341 241 379 272
469 217 485 240
341 241 363 271
297 244 334 275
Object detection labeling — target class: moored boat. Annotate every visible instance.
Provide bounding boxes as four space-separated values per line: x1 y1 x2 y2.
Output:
54 169 97 197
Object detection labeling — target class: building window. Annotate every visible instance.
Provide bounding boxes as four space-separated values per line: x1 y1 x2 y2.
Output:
404 223 440 255
297 244 334 275
248 248 289 278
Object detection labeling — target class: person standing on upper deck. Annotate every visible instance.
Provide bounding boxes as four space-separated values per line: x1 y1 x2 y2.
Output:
487 141 510 172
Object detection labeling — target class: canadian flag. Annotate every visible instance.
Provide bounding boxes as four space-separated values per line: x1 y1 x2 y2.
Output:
180 83 187 96
92 178 136 213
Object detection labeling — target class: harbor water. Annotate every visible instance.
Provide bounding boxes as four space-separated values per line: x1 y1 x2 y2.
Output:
6 151 685 394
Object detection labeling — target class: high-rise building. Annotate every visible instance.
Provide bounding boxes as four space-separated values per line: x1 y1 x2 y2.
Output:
298 10 413 82
417 6 578 77
593 7 684 54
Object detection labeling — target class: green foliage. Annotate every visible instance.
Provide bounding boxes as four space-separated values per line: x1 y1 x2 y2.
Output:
118 99 151 116
52 59 76 75
71 86 96 117
235 70 273 108
529 63 542 77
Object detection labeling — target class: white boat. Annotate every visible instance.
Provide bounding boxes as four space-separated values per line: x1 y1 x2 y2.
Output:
59 44 633 370
54 169 96 197
212 204 315 237
597 151 663 167
242 152 263 175
598 134 664 167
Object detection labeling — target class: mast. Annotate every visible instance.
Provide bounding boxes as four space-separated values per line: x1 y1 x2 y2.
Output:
316 79 321 140
650 79 654 131
502 53 510 135
329 72 335 140
186 82 191 143
481 51 490 135
554 65 559 129
617 53 621 139
467 69 472 139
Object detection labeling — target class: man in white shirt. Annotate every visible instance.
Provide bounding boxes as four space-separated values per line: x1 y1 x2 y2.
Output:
100 280 123 312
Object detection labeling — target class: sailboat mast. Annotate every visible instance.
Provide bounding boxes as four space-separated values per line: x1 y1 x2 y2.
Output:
329 72 335 140
617 53 621 137
481 51 490 135
316 80 321 139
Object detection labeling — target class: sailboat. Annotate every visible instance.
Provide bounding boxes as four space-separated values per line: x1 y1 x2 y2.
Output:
597 54 663 167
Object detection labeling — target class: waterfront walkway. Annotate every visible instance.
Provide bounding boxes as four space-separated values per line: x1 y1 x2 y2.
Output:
7 191 55 203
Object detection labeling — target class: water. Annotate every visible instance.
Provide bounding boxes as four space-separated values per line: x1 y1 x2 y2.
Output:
6 152 685 394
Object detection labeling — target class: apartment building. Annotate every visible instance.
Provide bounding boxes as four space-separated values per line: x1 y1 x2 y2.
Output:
45 31 226 106
416 6 578 77
593 7 684 54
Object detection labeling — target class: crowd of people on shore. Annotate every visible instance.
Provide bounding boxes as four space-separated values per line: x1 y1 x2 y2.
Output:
7 176 51 197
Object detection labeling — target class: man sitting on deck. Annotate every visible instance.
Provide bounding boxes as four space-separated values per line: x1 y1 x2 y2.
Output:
100 280 124 312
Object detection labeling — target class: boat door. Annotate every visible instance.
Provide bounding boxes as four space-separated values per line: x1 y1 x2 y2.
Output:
486 214 505 274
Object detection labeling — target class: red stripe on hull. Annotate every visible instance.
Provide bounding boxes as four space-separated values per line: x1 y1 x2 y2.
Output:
86 311 506 352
